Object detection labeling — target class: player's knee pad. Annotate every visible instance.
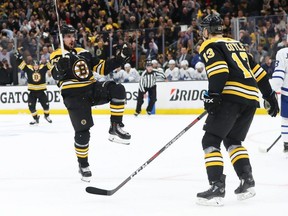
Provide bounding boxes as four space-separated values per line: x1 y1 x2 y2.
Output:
227 144 242 153
75 130 90 144
202 132 222 150
42 102 49 111
223 137 241 151
28 104 36 113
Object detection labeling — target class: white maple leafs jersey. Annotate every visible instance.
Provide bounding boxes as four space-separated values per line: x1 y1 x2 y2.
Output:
179 67 194 80
113 68 127 83
271 47 288 95
124 68 140 82
271 47 288 119
165 66 180 81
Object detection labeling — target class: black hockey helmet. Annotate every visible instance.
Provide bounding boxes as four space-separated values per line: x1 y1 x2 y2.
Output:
200 13 223 34
61 24 76 36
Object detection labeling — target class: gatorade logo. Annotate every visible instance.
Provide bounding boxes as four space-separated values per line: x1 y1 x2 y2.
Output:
169 88 206 101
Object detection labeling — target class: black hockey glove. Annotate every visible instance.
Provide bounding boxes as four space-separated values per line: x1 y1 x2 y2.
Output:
263 91 279 117
56 57 70 72
14 51 23 61
203 91 222 115
116 43 132 63
52 57 70 80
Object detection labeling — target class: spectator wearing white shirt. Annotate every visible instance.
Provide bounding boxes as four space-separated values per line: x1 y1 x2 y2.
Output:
164 59 180 81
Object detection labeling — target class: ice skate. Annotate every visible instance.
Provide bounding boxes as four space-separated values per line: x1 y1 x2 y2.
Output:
44 115 52 123
79 165 92 182
196 174 226 206
30 115 40 125
235 171 256 201
134 112 139 117
109 122 131 145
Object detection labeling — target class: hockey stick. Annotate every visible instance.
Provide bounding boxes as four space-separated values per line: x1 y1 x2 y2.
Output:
53 0 65 57
259 134 281 153
86 110 208 196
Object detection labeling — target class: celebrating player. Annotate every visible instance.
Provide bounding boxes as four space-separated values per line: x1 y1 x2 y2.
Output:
49 24 131 182
196 12 279 206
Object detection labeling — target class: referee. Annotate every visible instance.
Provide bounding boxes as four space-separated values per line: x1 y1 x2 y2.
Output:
134 60 166 116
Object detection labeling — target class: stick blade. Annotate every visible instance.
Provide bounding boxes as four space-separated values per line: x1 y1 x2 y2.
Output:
85 186 112 196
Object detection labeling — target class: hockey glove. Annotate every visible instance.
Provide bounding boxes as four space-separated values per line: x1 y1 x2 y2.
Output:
56 57 70 72
263 91 279 117
203 91 222 115
53 57 70 79
14 51 23 61
116 43 132 63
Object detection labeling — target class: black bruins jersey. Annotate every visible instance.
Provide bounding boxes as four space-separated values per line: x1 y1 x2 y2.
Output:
48 47 121 95
18 61 48 91
199 37 271 107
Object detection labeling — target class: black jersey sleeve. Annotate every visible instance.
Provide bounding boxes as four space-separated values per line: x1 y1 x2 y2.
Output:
248 54 273 97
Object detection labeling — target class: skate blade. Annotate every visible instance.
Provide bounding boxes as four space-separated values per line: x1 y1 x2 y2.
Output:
45 119 52 123
81 176 91 183
236 188 256 201
196 197 224 206
108 135 130 145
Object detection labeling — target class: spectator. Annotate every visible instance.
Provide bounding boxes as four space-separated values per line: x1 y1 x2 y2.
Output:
142 39 158 61
41 46 50 62
253 44 268 64
261 55 275 79
176 47 192 68
0 58 12 85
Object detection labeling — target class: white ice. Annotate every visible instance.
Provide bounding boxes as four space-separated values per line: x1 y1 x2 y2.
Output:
0 113 287 216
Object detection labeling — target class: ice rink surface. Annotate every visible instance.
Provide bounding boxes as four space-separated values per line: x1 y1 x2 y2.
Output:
0 113 287 216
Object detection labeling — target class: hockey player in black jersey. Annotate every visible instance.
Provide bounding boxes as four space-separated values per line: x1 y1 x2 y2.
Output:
196 12 279 206
48 24 131 182
15 53 52 125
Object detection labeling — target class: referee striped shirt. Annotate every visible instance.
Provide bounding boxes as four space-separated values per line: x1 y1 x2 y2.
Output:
139 69 166 92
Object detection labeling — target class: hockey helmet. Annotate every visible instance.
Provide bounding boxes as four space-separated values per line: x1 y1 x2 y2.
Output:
200 13 223 34
61 24 76 36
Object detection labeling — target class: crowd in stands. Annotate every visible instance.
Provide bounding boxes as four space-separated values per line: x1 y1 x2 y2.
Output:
0 0 287 86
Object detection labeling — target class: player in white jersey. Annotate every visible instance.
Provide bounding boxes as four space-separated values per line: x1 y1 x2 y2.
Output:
193 61 207 80
112 66 127 83
123 63 140 82
179 60 194 80
270 47 288 152
164 59 180 81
